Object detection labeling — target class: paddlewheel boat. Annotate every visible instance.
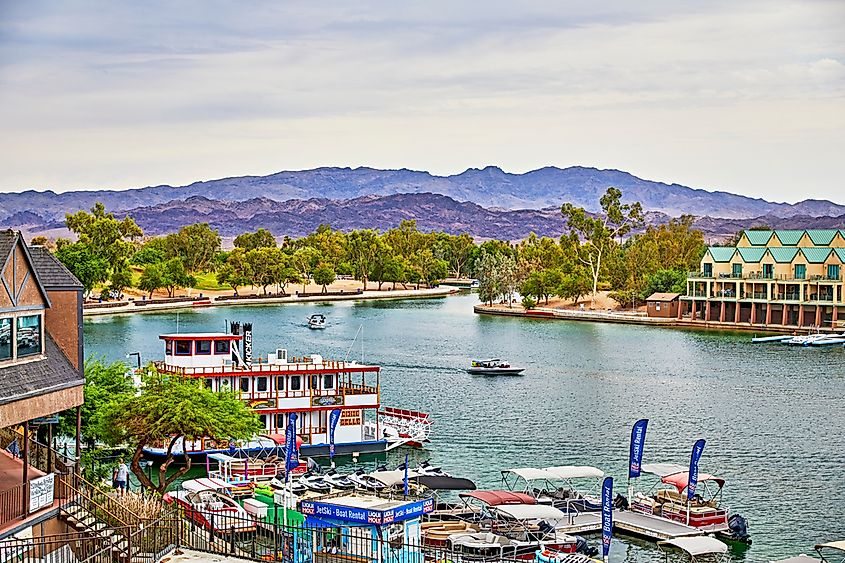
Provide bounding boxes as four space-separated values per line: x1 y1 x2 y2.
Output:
630 463 751 544
163 478 257 533
145 323 432 462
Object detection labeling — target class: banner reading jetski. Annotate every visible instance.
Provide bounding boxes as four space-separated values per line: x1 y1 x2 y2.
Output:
328 408 342 460
629 418 648 478
601 476 613 563
285 412 299 481
687 438 706 500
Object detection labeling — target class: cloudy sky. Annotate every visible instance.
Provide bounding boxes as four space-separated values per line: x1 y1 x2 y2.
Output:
1 1 843 202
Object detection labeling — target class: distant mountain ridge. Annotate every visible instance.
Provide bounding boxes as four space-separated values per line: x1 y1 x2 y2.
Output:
1 165 843 225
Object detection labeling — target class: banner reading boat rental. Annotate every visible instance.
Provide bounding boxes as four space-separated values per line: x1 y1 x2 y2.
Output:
601 476 613 562
628 419 648 478
285 412 299 480
328 408 342 460
687 438 706 501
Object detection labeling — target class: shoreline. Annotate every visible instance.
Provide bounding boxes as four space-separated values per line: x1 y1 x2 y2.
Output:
84 286 458 317
474 304 840 335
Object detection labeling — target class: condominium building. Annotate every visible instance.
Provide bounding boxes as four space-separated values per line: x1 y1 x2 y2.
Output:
681 229 845 329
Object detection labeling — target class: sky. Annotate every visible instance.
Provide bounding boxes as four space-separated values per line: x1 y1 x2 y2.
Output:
0 1 843 203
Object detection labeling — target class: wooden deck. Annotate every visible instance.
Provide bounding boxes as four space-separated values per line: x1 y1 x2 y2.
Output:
555 510 703 541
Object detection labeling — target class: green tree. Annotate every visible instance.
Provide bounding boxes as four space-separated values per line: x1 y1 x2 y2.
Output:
163 224 221 273
65 202 143 265
346 230 380 290
313 263 336 293
291 247 322 293
244 247 287 294
561 187 643 308
55 242 109 297
160 258 195 297
234 228 277 251
521 269 562 305
557 266 592 305
108 264 134 297
138 264 164 298
411 249 448 287
217 248 250 293
101 372 262 494
642 268 688 296
130 239 166 266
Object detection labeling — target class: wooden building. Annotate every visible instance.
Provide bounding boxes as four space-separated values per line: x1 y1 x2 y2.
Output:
646 293 680 318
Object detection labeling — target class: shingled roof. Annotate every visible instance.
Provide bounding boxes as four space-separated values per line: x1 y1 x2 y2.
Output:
28 246 83 289
0 334 83 406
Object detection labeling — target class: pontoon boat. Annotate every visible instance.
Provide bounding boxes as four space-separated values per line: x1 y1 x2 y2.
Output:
658 537 729 562
502 466 604 513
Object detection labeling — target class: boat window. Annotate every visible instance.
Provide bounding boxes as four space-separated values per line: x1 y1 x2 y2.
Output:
259 414 267 429
16 315 42 357
195 340 212 355
276 376 285 391
165 340 173 355
0 318 11 360
309 375 319 390
175 340 192 355
204 378 213 389
290 376 301 391
256 377 268 392
323 374 334 389
275 414 285 429
240 377 250 392
214 340 230 355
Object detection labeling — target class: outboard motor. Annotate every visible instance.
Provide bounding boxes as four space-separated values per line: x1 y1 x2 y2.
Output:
613 493 629 511
574 536 598 557
537 520 555 534
728 514 752 544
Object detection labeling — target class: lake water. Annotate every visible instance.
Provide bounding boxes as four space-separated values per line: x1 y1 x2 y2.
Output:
83 292 844 562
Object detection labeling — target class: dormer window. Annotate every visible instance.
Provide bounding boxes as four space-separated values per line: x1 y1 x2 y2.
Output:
0 318 11 360
16 315 42 357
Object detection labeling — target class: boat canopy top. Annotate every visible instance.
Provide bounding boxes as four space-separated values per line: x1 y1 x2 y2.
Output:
182 477 231 493
640 463 725 492
309 314 326 320
460 490 537 506
368 469 421 487
491 503 569 521
502 468 561 481
472 358 501 363
817 541 845 552
658 537 729 556
543 465 605 480
414 475 477 491
769 557 821 563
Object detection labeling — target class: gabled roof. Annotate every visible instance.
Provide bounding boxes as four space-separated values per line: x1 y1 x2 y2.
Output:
705 247 736 263
646 293 681 302
805 229 841 245
0 230 52 308
736 247 767 262
835 249 845 263
773 230 803 245
766 247 800 263
801 247 833 263
742 230 774 246
28 246 83 289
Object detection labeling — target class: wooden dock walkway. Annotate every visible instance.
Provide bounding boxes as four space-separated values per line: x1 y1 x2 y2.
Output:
555 511 703 541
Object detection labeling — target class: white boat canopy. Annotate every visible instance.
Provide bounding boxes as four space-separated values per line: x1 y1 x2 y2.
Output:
769 557 820 563
183 477 232 493
502 468 561 481
640 463 688 477
492 503 569 521
816 541 845 552
368 469 420 487
543 466 605 480
659 537 729 556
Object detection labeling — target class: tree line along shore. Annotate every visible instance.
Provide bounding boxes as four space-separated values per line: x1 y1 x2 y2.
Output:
29 187 732 312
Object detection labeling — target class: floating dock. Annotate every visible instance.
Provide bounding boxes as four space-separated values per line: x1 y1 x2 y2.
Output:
556 511 703 541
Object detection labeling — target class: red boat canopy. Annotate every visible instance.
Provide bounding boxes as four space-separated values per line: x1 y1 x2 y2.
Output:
662 472 725 493
459 490 536 506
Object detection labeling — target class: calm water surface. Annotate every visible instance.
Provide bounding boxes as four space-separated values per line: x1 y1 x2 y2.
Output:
83 293 844 562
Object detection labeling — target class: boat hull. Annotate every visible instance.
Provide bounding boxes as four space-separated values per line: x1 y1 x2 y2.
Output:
465 368 525 375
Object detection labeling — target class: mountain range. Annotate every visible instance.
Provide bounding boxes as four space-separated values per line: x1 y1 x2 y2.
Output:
1 166 842 240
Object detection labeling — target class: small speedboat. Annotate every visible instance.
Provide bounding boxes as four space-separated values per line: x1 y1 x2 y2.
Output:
298 471 331 494
307 314 327 329
466 358 525 375
323 469 355 491
163 478 256 533
348 468 386 492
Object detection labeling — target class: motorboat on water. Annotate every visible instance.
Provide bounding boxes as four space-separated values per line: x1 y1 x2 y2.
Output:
466 358 526 375
501 466 605 513
782 333 844 346
163 478 257 533
307 314 327 329
658 537 730 562
630 463 751 545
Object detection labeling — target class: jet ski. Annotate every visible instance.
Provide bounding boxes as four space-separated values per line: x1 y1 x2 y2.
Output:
348 468 386 492
298 471 332 494
270 476 308 496
397 459 448 477
323 469 355 491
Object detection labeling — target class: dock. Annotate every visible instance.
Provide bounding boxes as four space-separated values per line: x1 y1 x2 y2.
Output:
555 511 703 541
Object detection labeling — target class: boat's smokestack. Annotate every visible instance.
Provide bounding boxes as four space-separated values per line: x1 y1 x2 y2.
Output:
230 322 241 366
243 322 253 368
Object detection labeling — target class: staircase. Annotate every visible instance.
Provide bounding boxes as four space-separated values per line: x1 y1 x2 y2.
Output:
60 501 131 560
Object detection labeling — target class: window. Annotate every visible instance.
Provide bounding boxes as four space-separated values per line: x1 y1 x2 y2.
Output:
762 264 773 279
309 375 319 390
276 376 285 392
165 340 173 355
703 263 713 277
828 264 841 280
290 376 301 391
257 377 268 392
794 264 806 280
240 378 250 392
195 340 212 355
220 378 231 390
275 414 286 429
0 318 11 360
214 340 230 355
16 315 41 357
732 264 742 278
175 340 191 355
204 378 213 389
323 374 334 389
258 415 267 429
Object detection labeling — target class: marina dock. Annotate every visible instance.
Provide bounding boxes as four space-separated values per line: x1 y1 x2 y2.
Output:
557 511 703 541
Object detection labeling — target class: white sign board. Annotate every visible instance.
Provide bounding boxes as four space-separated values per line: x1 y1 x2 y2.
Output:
29 473 55 513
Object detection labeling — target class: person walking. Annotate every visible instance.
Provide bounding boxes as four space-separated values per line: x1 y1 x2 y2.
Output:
114 459 129 496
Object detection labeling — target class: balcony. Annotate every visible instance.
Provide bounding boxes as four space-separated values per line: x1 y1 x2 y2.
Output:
742 292 768 300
